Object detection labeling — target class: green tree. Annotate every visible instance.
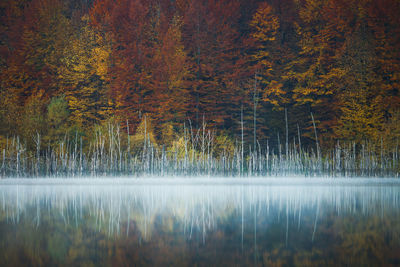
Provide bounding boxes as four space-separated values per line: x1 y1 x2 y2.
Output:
20 90 47 150
45 95 70 146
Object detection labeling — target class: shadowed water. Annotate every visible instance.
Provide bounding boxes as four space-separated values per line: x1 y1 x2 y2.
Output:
0 178 399 266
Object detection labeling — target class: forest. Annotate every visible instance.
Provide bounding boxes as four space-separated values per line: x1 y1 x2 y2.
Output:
0 0 399 176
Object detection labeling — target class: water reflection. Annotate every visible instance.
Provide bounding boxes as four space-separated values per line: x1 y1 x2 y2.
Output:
0 178 399 266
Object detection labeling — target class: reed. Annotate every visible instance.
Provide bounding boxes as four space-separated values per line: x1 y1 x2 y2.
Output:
0 121 398 178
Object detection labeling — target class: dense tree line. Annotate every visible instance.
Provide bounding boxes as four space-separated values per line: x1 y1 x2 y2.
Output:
0 0 399 153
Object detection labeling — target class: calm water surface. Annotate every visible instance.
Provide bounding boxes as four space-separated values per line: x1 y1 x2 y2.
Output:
0 178 399 266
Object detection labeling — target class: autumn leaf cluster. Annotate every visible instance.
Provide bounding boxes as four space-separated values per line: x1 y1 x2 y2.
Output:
0 0 399 151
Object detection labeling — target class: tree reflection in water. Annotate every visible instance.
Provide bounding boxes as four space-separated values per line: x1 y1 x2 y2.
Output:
0 178 399 266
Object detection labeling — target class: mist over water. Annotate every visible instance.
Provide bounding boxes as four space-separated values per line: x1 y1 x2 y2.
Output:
1 178 399 266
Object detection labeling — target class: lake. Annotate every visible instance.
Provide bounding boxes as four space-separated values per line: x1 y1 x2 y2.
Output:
0 178 399 266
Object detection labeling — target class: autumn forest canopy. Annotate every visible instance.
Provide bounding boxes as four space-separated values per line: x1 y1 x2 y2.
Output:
0 0 399 154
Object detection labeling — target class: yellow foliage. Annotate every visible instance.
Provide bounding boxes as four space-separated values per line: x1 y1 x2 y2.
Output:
250 3 279 44
250 3 293 108
160 123 176 146
213 133 235 159
59 15 112 127
335 88 384 143
130 116 158 153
